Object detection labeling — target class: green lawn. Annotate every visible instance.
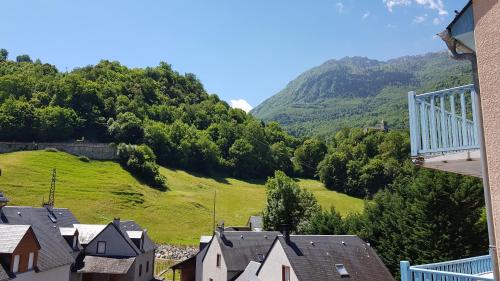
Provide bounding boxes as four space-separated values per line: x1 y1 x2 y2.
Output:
0 151 364 245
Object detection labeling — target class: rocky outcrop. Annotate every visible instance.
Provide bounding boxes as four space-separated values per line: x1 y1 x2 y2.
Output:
155 244 198 261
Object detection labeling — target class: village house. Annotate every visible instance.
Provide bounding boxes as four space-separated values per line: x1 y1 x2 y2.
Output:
200 229 280 281
255 234 394 281
0 192 156 281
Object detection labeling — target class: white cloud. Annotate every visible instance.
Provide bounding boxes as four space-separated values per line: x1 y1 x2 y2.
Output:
362 11 371 20
383 0 411 12
383 0 448 15
433 17 444 25
230 99 253 113
413 14 428 23
336 2 345 13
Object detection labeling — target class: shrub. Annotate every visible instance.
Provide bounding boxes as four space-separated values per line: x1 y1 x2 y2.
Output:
117 143 166 189
78 156 90 162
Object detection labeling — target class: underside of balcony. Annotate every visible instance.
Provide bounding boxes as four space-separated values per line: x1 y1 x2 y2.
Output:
416 150 481 178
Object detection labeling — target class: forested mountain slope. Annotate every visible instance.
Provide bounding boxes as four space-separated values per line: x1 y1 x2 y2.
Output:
251 52 472 136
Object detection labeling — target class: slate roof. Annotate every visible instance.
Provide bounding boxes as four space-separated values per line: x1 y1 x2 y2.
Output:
59 227 77 237
204 231 280 273
0 264 11 281
0 225 31 253
119 220 156 252
234 261 261 281
0 206 79 272
272 235 395 281
73 224 107 245
76 256 135 274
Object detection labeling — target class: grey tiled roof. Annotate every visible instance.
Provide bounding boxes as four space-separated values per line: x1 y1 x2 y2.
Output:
119 220 156 252
205 231 280 272
0 264 11 281
276 235 395 281
234 261 261 281
0 206 79 272
76 256 135 274
0 225 31 253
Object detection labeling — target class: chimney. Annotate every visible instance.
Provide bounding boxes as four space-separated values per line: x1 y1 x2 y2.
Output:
0 192 9 209
281 224 291 243
113 217 120 228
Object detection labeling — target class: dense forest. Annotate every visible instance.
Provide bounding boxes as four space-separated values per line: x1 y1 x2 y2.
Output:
252 52 473 136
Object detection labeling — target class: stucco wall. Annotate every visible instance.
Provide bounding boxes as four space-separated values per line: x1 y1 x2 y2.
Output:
472 0 500 271
0 142 117 160
257 241 298 281
132 250 155 281
202 237 228 281
85 225 137 257
14 264 71 281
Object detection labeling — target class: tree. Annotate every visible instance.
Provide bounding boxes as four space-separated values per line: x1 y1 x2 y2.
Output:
0 98 35 141
34 106 81 141
350 169 487 275
299 207 346 235
108 112 144 143
0 49 7 62
117 143 166 189
293 139 327 178
263 171 320 232
317 151 348 191
16 54 32 63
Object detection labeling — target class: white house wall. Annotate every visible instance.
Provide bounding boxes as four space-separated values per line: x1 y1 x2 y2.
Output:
86 225 137 257
14 264 71 281
202 238 228 281
133 250 155 281
257 241 299 281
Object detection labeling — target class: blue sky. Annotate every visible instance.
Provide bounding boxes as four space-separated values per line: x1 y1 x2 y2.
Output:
1 0 468 111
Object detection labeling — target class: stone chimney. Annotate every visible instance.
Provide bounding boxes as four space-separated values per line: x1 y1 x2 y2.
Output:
281 224 291 243
113 217 120 228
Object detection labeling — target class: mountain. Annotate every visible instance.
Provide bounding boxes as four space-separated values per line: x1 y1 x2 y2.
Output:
251 52 473 136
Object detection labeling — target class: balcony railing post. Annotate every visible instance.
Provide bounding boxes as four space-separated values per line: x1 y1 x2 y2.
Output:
408 91 419 157
471 89 479 145
460 89 469 147
400 261 411 281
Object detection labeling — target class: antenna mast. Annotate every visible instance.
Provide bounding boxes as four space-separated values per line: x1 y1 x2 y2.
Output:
43 168 56 207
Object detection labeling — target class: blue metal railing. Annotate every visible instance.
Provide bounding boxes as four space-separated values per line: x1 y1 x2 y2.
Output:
408 84 480 157
401 255 493 281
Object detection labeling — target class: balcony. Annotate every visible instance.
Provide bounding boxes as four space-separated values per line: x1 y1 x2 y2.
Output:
408 84 481 177
400 255 493 281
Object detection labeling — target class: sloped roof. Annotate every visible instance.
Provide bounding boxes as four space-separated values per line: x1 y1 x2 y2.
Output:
59 227 77 237
0 206 79 272
235 261 261 281
119 220 156 252
73 224 107 245
205 231 280 272
76 256 135 274
126 231 143 239
0 264 11 281
274 235 395 281
0 225 32 253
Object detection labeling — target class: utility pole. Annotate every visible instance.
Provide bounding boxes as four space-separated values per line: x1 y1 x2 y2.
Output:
213 189 216 234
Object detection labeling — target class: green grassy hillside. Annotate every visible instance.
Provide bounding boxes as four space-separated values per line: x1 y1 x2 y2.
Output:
0 151 363 245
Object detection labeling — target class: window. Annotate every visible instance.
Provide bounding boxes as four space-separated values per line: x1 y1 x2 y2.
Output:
28 252 34 270
146 261 149 272
72 236 77 249
282 265 290 281
139 264 142 276
216 254 221 267
12 255 20 273
97 241 106 254
209 279 214 281
335 264 349 277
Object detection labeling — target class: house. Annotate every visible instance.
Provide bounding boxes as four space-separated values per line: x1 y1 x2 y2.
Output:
256 235 394 281
0 205 80 281
200 229 280 281
400 0 500 279
73 218 156 281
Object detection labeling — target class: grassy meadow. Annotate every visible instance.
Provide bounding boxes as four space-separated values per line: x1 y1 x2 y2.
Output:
0 150 364 245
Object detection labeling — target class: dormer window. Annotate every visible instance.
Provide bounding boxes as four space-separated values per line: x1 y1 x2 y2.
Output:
28 252 34 270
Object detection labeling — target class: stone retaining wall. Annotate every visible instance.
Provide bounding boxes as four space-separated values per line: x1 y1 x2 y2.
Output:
0 142 118 160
